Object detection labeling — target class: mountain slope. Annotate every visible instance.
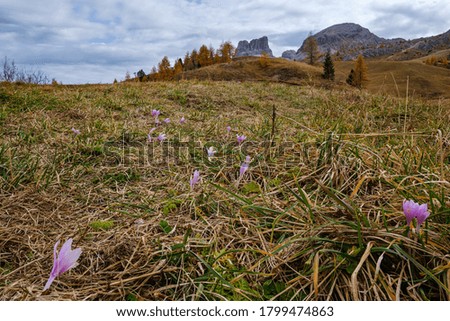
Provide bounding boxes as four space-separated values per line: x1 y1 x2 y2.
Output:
284 23 450 61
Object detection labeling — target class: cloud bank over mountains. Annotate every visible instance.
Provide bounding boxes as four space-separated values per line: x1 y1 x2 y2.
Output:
1 0 448 83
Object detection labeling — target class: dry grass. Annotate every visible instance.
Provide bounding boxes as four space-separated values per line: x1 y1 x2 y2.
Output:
0 80 449 301
334 60 450 99
178 56 450 100
180 57 322 84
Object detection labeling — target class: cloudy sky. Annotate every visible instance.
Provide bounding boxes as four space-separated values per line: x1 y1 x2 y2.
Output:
1 0 448 84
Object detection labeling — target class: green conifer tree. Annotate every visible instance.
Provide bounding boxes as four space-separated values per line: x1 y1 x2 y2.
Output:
322 50 335 81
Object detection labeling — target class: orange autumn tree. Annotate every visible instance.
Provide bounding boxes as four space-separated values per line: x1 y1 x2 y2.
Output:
198 44 213 67
348 54 368 89
218 41 236 63
157 56 172 80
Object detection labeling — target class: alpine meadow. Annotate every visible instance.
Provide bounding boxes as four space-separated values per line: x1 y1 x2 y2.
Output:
1 13 450 302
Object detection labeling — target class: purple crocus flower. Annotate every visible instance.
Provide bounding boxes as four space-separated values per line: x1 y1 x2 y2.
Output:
414 203 430 233
206 146 216 159
226 126 231 133
239 162 249 178
239 155 251 179
190 170 200 190
180 116 186 124
163 118 170 124
151 109 160 118
43 238 82 291
157 133 166 142
402 200 416 226
147 128 156 142
236 134 246 145
403 199 430 232
71 127 80 136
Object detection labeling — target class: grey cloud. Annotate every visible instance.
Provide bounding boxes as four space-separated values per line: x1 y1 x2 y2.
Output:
368 2 450 38
1 0 448 83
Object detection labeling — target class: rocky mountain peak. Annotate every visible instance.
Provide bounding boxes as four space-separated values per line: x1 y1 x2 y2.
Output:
298 23 385 56
236 36 274 57
282 22 450 61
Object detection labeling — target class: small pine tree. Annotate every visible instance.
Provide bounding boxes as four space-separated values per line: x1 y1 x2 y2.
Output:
322 50 335 81
346 69 355 86
136 69 146 82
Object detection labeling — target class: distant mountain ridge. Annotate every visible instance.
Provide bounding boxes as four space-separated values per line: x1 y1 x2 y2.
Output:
282 23 450 61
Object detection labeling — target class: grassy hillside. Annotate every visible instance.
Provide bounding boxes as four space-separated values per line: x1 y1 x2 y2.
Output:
0 81 449 300
175 56 450 99
335 60 450 99
180 57 322 84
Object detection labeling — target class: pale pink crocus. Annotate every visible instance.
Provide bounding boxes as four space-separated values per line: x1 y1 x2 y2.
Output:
403 199 430 233
180 116 186 124
414 203 430 233
157 133 167 142
236 134 246 145
226 126 231 133
71 127 80 136
43 238 82 291
206 146 216 159
151 109 160 118
147 128 156 143
163 118 170 124
190 170 200 190
402 200 416 226
239 155 251 179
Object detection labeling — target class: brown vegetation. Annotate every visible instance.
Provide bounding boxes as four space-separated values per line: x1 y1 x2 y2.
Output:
0 81 449 300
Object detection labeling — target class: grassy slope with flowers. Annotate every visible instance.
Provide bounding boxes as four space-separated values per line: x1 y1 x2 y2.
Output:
0 80 449 300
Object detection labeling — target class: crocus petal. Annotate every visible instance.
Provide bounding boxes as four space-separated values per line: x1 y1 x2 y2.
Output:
415 204 430 232
157 133 166 142
43 275 56 291
239 163 249 178
402 200 416 226
190 170 200 190
236 134 246 144
207 147 216 157
58 239 73 258
43 239 82 291
58 248 82 274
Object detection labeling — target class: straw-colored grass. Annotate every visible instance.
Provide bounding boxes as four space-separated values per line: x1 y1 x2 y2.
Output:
0 80 449 300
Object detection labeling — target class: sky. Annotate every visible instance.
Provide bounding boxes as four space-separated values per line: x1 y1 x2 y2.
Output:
1 0 448 84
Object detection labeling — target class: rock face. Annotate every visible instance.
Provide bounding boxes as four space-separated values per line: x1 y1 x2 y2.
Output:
282 23 450 61
236 36 274 57
281 50 297 60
